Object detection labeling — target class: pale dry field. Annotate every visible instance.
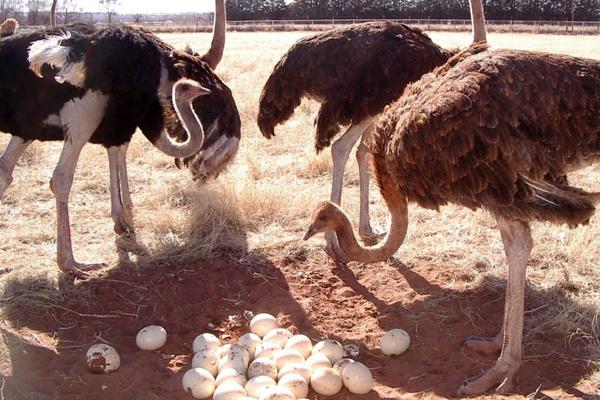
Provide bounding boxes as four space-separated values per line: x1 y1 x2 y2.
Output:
0 31 599 391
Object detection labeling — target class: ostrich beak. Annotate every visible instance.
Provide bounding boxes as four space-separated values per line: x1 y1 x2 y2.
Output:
303 226 317 241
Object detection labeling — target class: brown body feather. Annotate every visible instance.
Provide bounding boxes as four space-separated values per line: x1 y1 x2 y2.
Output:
258 22 455 152
373 44 600 226
0 18 18 38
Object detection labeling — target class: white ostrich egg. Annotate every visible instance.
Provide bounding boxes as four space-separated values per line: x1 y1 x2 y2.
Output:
380 329 411 356
218 344 251 366
216 368 247 387
341 361 373 394
245 376 276 398
192 351 219 376
182 368 216 399
135 325 167 351
213 382 247 400
333 358 355 375
86 344 120 374
272 349 304 370
278 373 309 398
250 313 278 337
218 356 247 375
311 339 344 363
262 328 293 349
278 362 311 383
255 342 281 360
193 333 221 354
258 386 295 400
247 357 278 380
284 334 312 359
238 333 262 358
310 367 343 396
305 353 331 373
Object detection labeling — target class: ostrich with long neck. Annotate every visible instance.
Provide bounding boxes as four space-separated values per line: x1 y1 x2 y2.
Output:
305 0 600 395
0 0 240 276
258 20 455 256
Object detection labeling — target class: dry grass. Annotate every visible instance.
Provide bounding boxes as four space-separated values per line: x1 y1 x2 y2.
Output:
0 31 599 383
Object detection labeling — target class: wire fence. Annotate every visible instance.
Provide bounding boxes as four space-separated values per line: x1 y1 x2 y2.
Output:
18 18 600 35
140 18 600 35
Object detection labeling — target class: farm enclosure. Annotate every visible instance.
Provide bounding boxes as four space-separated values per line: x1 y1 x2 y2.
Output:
0 31 599 399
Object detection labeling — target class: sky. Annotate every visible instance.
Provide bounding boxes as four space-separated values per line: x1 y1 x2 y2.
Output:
77 0 214 14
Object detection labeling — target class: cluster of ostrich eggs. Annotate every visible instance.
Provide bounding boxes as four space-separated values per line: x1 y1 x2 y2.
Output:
181 313 374 399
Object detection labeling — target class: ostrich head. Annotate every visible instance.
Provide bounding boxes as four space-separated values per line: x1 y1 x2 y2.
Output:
168 50 241 183
303 201 345 240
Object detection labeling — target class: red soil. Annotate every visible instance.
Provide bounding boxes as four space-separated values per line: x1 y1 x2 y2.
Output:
1 252 597 399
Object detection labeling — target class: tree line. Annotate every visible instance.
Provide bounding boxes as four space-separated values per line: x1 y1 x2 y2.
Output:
227 0 600 21
1 0 121 25
2 0 599 25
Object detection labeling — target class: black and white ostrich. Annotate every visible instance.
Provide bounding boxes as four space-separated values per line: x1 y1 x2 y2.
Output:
305 0 599 395
0 1 241 276
258 21 455 255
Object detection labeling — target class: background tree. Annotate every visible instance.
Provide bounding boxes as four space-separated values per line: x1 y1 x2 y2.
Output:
99 0 119 23
27 0 49 25
49 0 56 25
225 0 600 21
1 0 23 21
60 0 81 23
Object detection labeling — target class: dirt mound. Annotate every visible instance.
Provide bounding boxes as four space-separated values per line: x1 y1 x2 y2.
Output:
1 253 597 399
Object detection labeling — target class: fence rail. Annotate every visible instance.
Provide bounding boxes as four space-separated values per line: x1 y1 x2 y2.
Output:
223 18 600 34
20 18 600 35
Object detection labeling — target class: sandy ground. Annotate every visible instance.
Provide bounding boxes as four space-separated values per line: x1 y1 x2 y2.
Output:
1 255 599 399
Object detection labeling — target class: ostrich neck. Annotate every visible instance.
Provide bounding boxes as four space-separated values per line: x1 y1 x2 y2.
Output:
469 0 487 43
335 199 408 263
174 96 203 142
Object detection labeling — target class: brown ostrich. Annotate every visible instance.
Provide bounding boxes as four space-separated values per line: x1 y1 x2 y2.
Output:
304 2 600 396
258 21 456 254
0 18 18 38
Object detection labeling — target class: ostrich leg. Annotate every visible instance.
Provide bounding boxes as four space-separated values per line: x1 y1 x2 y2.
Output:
107 143 134 235
117 143 133 218
458 215 532 396
355 123 381 240
0 137 31 198
325 118 373 258
52 91 108 277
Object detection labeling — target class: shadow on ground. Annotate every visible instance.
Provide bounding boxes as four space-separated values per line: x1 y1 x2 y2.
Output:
0 245 598 399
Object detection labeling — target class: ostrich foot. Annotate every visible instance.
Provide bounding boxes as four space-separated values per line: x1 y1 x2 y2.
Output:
359 229 386 245
465 335 502 355
58 260 105 279
457 360 518 396
116 232 148 257
113 214 135 236
358 223 382 238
